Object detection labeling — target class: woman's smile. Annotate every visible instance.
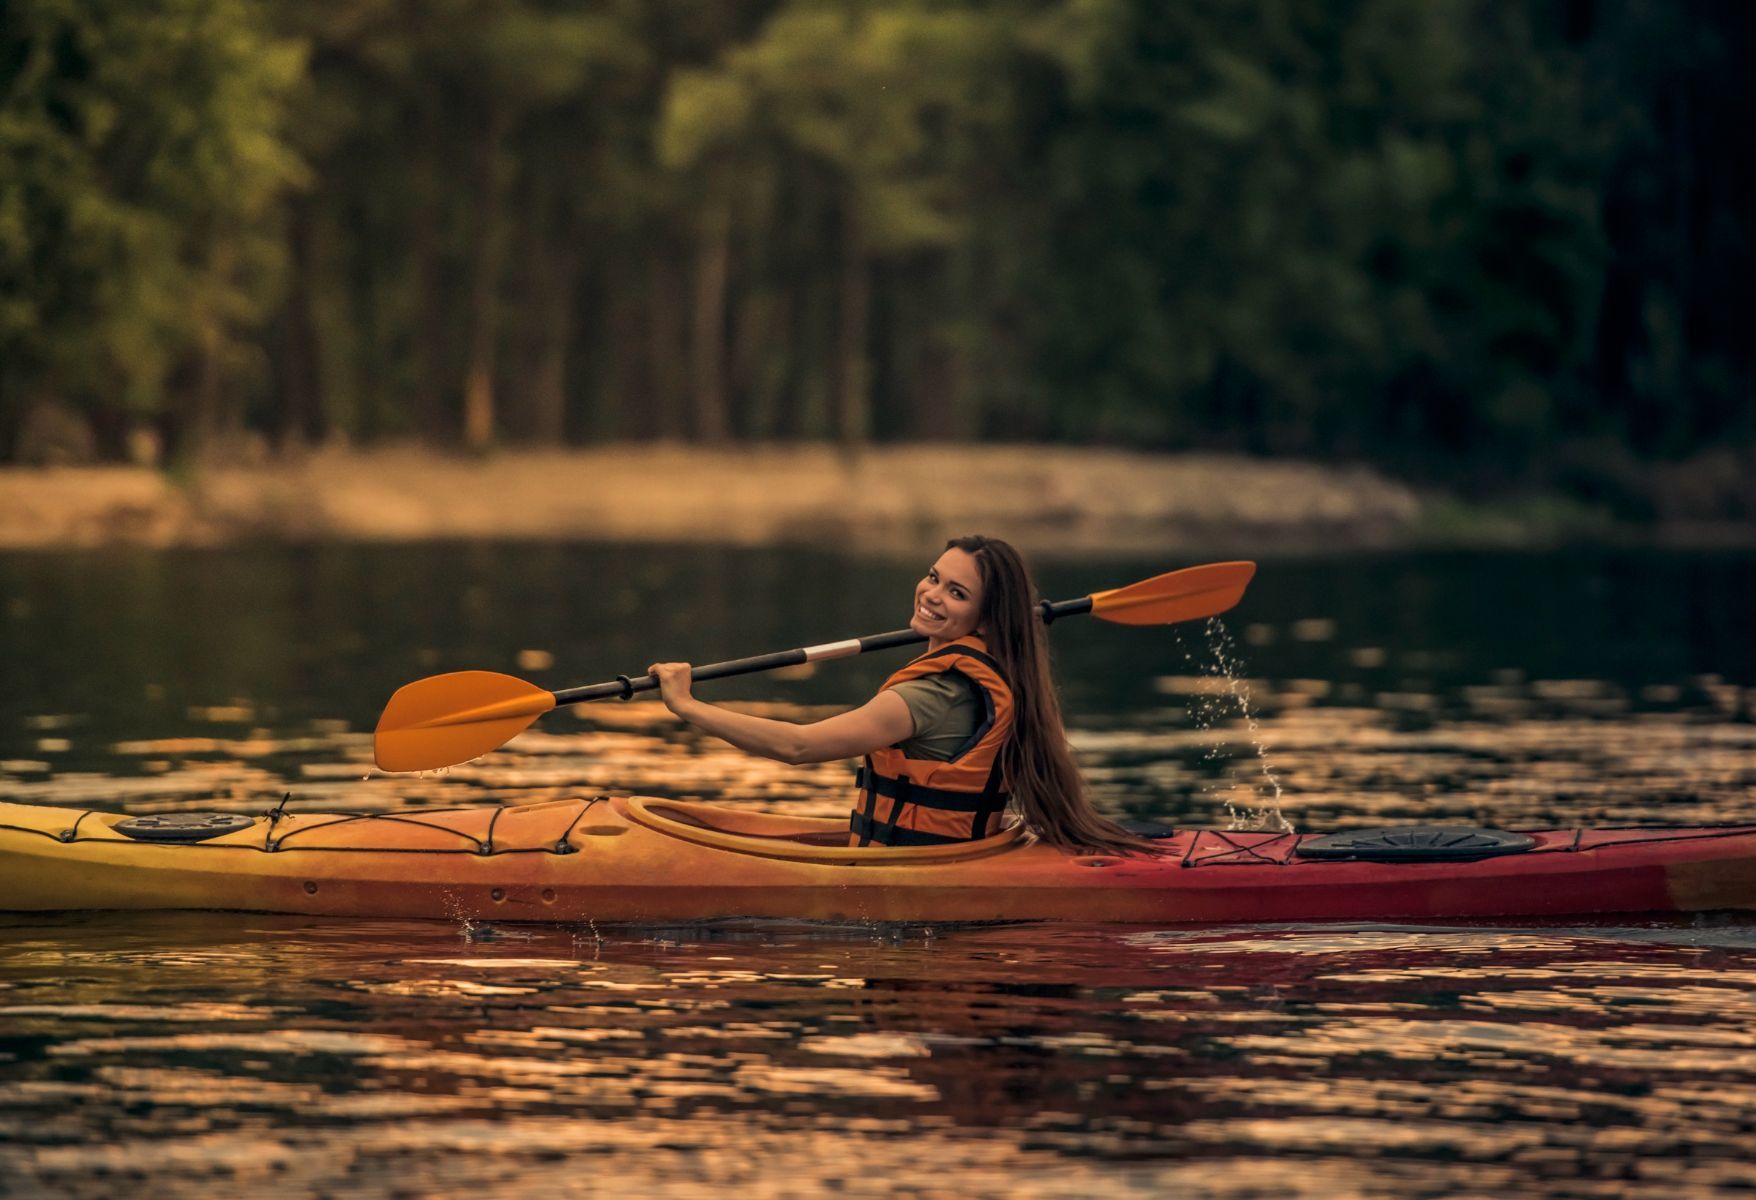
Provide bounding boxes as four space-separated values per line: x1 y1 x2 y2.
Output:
911 548 984 646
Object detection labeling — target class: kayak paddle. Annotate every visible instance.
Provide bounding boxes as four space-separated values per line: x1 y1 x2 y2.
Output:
372 559 1256 772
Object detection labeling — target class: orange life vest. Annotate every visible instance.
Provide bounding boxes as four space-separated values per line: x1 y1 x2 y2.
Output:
850 635 1015 846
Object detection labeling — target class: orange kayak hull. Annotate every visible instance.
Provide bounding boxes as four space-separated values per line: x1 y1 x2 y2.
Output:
1 797 1753 925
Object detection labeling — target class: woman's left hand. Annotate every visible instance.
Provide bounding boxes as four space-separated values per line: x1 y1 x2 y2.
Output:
647 662 696 716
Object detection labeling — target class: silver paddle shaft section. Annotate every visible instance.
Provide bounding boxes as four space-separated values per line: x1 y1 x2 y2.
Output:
552 596 1094 705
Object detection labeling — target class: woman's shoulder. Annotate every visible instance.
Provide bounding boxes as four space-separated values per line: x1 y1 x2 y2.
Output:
891 671 980 724
890 671 977 707
888 672 982 758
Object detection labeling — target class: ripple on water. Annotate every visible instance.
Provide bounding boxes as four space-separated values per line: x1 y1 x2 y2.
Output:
6 548 1756 1197
4 911 1756 1197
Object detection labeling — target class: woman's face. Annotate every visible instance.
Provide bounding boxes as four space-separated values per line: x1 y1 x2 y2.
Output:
911 548 984 646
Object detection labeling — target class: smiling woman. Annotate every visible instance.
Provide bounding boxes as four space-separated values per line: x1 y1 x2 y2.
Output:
647 535 1150 854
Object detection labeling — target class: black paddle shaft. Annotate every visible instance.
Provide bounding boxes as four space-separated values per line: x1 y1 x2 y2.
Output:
552 595 1094 704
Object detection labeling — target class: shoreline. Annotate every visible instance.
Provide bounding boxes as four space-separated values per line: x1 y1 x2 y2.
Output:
0 444 1746 556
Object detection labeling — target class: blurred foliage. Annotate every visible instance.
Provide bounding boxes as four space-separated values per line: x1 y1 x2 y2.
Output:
0 0 1751 497
0 0 305 455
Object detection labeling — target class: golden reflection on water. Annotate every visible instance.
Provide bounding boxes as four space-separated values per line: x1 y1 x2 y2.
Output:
5 671 1754 834
7 647 1756 1195
5 915 1756 1196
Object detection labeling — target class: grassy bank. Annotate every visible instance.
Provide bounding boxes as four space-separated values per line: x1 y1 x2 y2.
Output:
0 444 1744 555
0 445 1415 554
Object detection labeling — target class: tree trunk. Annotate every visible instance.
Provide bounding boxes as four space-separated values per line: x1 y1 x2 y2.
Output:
835 215 871 444
195 326 221 449
690 211 731 442
647 243 688 440
526 166 573 445
410 96 449 440
277 198 325 449
920 253 977 439
176 229 238 461
463 109 508 452
734 285 787 438
529 267 572 444
788 271 835 439
598 260 641 440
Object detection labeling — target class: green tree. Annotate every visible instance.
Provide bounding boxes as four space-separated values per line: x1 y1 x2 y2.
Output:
1007 1 1608 467
661 0 1019 442
269 0 649 450
0 0 305 458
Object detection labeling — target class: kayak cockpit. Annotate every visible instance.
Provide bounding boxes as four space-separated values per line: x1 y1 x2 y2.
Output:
621 796 1025 863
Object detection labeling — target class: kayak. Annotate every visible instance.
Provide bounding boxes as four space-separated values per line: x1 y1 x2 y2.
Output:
1 796 1752 925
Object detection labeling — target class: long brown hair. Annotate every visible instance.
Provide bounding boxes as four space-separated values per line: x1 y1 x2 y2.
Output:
947 535 1152 855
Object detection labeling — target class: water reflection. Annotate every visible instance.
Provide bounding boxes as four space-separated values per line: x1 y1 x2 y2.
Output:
3 545 1755 830
4 545 1756 1195
8 681 1751 834
4 915 1756 1196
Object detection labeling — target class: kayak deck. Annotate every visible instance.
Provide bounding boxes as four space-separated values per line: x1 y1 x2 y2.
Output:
1 796 1753 925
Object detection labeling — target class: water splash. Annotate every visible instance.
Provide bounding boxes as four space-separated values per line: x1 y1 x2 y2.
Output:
1179 617 1293 833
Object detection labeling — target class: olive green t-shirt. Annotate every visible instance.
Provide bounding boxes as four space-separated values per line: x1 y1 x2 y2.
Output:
889 671 984 762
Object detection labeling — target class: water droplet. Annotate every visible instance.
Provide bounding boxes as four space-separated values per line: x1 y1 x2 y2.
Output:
1175 618 1293 833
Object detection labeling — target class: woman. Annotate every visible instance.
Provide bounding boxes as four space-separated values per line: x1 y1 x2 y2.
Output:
648 535 1149 854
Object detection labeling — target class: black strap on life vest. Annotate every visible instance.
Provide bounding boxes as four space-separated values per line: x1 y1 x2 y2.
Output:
879 771 909 845
969 755 1007 840
856 765 1003 812
857 754 878 847
857 757 921 846
854 756 1009 846
849 810 968 846
853 641 1012 848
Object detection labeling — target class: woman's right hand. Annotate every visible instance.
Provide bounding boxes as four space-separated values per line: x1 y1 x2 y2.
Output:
647 662 696 717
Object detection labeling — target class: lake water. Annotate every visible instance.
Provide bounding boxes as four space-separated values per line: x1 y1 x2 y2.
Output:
3 543 1755 1196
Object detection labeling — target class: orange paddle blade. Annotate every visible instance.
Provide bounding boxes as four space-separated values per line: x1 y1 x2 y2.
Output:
1089 561 1256 625
374 670 556 772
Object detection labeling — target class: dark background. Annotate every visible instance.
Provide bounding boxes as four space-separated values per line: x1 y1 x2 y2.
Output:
3 0 1752 516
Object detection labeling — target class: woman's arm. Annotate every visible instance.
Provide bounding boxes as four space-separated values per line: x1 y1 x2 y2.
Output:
647 662 914 765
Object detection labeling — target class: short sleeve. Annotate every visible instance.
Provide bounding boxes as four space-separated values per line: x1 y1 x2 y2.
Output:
887 672 983 761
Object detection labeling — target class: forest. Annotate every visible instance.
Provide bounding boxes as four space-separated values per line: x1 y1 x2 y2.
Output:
2 0 1751 508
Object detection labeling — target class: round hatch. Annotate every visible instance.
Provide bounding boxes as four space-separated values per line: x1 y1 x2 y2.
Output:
1295 825 1536 862
114 812 257 843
